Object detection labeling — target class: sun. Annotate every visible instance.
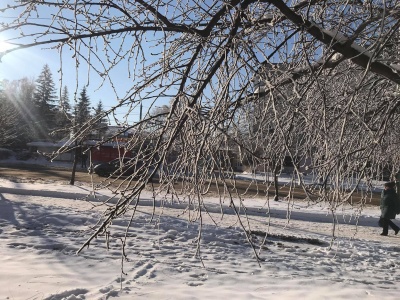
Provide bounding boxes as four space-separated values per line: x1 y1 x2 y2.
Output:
0 40 14 53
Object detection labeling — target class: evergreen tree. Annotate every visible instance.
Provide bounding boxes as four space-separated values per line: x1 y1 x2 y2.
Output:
70 86 92 185
33 64 58 139
93 100 108 139
0 82 20 147
17 77 37 144
74 86 91 128
94 100 104 117
60 86 71 113
1 78 36 147
54 85 73 140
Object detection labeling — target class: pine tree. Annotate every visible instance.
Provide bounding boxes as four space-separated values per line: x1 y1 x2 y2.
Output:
60 86 71 113
33 64 58 139
94 100 108 139
54 85 73 140
94 100 104 117
1 78 36 147
74 86 91 128
70 86 92 185
0 82 20 147
18 77 37 144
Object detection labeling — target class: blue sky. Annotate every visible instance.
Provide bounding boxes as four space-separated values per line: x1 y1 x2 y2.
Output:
0 38 149 124
0 1 160 125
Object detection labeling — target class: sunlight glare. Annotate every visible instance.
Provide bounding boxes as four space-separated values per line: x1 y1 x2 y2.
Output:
0 41 14 53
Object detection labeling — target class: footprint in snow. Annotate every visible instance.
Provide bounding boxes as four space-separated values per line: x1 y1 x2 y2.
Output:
133 261 156 280
187 281 204 287
189 273 208 282
43 288 88 300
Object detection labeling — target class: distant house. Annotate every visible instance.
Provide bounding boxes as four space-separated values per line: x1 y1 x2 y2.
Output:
27 140 74 161
27 126 137 163
83 140 134 163
84 125 136 163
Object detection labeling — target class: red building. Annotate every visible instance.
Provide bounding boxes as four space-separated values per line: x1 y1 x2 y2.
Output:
27 126 137 163
84 141 134 163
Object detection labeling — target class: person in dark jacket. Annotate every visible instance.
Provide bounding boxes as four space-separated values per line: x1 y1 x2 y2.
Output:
379 181 400 236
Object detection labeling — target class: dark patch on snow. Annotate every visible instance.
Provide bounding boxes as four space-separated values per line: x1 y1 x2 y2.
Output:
248 230 326 246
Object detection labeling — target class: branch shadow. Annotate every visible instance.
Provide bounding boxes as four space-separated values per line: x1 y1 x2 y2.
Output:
134 197 382 229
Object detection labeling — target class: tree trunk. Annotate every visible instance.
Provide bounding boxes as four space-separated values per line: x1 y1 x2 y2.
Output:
273 162 279 201
70 143 79 185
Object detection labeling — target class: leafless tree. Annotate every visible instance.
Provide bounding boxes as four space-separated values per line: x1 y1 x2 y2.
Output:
2 0 400 257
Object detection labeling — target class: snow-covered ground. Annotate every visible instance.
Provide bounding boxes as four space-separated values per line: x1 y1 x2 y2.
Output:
0 171 399 300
